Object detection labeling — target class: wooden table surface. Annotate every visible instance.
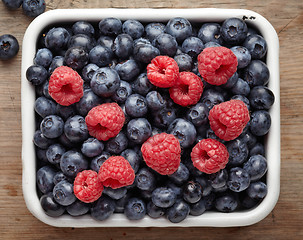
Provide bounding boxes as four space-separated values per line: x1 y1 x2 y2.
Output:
1 0 302 239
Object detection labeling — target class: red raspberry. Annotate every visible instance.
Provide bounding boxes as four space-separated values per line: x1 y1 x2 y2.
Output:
169 72 203 107
197 46 237 85
146 55 179 88
141 133 181 175
98 156 135 189
85 103 125 141
74 170 103 203
208 99 250 141
191 138 229 174
48 66 84 106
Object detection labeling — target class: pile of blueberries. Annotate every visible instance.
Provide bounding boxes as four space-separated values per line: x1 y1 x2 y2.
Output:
1 0 46 17
29 16 274 223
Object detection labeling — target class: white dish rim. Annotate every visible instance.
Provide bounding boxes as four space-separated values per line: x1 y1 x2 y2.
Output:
21 8 280 228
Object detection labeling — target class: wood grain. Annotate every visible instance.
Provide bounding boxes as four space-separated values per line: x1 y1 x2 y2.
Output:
1 1 303 239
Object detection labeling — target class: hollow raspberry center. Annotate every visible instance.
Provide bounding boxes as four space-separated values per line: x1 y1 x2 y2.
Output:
179 84 189 95
61 84 74 95
201 150 211 161
103 178 121 189
215 64 232 75
95 123 108 132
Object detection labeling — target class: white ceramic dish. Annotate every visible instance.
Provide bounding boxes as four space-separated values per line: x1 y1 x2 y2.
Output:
21 8 280 227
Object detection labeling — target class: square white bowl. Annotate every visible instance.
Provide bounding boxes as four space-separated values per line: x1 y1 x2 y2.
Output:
21 8 280 227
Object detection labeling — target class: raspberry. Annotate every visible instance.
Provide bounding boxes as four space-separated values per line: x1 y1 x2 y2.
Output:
169 72 203 106
191 138 229 174
48 66 84 106
141 133 181 175
98 156 135 189
73 170 103 203
85 103 125 141
197 46 237 85
208 99 250 141
146 55 179 88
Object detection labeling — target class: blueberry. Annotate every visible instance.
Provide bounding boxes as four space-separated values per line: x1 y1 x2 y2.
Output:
114 193 130 213
200 88 225 111
26 65 48 86
76 89 102 116
40 192 65 217
198 23 224 45
115 59 140 82
48 56 64 74
243 60 270 87
166 200 190 223
122 19 144 40
22 0 46 17
243 154 268 181
220 18 247 45
221 71 238 89
33 130 55 149
146 91 166 111
168 163 189 186
230 94 250 110
81 63 99 83
194 176 213 197
227 167 250 192
131 72 155 96
215 192 238 212
147 201 166 219
183 181 203 204
60 150 88 177
90 196 116 221
90 67 121 97
97 35 114 50
111 80 132 103
72 21 95 38
208 169 228 189
239 130 257 149
89 45 113 67
249 86 275 110
181 37 204 58
230 77 250 96
112 33 133 60
99 18 122 37
165 17 192 43
240 194 260 209
246 181 267 199
46 143 66 165
68 34 96 52
226 139 249 166
186 103 209 127
40 115 64 139
133 41 160 64
125 94 148 118
2 0 23 9
103 187 127 200
36 165 57 194
34 97 57 118
56 104 76 121
145 22 166 42
249 142 265 157
204 41 221 48
105 131 128 154
168 118 196 148
230 46 251 69
243 34 268 59
124 197 146 220
64 46 89 70
135 168 156 191
64 115 88 143
34 48 53 68
126 118 152 144
81 138 104 158
204 192 216 210
152 187 177 208
53 171 72 185
152 33 178 57
66 200 90 216
52 180 76 206
189 198 206 216
45 27 70 51
249 110 271 136
174 53 193 72
90 151 111 172
121 149 141 173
